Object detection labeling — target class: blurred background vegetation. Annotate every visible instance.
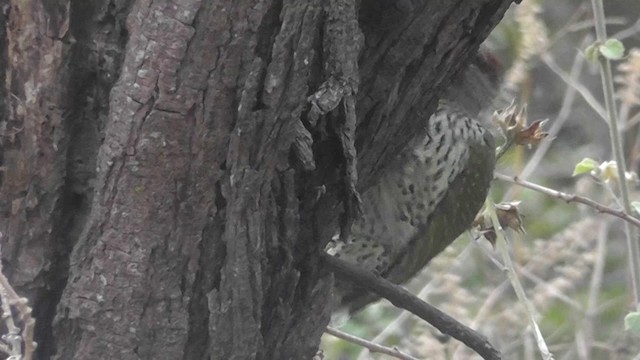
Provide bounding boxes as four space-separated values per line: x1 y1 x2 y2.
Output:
322 0 640 359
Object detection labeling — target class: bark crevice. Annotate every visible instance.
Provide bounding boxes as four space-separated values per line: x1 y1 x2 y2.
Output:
0 1 514 358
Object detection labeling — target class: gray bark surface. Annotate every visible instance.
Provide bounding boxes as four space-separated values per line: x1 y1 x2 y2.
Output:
0 0 512 358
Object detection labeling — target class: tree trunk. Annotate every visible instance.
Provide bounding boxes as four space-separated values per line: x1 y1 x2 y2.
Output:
0 0 512 359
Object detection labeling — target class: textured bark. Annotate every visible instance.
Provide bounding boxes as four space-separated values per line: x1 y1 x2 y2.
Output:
0 0 512 359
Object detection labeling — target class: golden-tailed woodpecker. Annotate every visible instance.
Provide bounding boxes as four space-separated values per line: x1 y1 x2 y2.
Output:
328 52 500 313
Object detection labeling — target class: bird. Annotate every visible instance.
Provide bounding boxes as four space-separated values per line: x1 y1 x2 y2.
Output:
327 51 500 314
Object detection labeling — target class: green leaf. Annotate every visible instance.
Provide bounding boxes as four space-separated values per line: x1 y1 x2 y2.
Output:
572 158 599 176
585 43 600 63
624 311 640 336
599 39 625 60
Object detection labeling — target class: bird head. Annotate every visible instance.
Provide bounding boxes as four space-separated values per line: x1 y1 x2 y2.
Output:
443 48 503 118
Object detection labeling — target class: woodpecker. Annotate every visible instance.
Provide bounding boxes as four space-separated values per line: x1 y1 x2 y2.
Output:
327 52 499 313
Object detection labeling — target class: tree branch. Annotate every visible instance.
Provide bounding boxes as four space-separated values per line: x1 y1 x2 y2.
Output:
325 326 420 360
495 172 640 229
321 253 501 360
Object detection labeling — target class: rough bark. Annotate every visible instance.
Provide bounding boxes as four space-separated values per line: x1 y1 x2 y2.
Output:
0 0 513 359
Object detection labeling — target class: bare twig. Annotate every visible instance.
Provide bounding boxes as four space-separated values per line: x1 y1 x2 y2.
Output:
325 327 420 360
576 221 609 359
359 245 476 360
505 45 587 190
471 236 583 311
517 267 583 311
485 199 554 360
612 18 640 40
563 17 627 36
624 112 640 131
590 0 640 305
541 54 607 121
321 253 502 360
495 172 640 229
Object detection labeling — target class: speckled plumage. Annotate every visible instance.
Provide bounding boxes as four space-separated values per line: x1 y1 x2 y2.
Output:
327 55 499 313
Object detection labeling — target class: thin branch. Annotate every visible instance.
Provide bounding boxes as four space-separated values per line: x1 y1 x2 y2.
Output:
541 54 607 121
321 253 502 360
360 245 475 359
506 43 587 188
485 199 554 360
474 233 586 311
576 221 609 359
590 0 640 305
563 17 628 36
495 172 640 229
517 267 583 311
623 111 640 130
612 18 640 40
325 327 420 360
